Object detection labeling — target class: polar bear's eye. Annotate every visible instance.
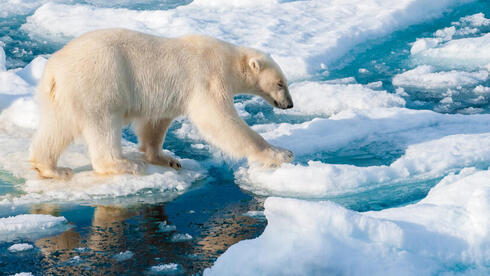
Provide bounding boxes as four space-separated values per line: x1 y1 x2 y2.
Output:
277 81 285 88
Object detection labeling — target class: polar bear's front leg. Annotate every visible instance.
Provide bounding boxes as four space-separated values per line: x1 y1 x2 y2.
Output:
83 115 145 175
188 95 294 167
137 118 181 170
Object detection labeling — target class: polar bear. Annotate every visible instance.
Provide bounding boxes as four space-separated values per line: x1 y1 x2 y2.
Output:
30 28 294 179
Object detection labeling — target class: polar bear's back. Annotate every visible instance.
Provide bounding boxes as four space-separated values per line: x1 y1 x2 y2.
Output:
40 29 216 118
38 28 256 121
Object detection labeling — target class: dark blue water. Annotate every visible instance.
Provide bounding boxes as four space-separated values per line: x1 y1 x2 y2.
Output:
1 0 489 274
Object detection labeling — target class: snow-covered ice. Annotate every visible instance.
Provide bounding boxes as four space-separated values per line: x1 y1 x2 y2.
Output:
170 233 192 242
276 81 405 116
393 65 488 90
413 33 490 70
157 221 177 232
0 0 489 274
255 108 490 157
0 214 68 242
0 138 205 205
113 250 134 262
207 168 490 275
395 13 490 112
21 0 472 80
8 243 34 252
237 106 490 198
149 263 182 275
410 13 490 70
237 132 490 198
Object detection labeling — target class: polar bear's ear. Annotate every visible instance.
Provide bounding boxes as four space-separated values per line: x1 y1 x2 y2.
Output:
248 58 261 73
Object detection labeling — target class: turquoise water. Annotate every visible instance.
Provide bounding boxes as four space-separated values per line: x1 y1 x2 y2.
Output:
1 0 489 274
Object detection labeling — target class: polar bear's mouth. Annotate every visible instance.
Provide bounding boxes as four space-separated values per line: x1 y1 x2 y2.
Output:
274 100 294 109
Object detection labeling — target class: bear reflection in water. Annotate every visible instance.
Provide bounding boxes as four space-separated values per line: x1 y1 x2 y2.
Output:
31 199 265 274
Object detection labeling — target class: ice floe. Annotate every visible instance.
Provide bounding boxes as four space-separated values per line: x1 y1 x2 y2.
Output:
236 107 490 198
149 263 182 275
410 13 490 70
395 13 490 112
237 132 490 198
276 81 405 116
157 221 177 232
207 168 490 275
0 0 71 18
113 250 134 262
412 33 490 70
11 273 34 276
21 0 472 80
393 65 488 90
170 233 192 242
255 107 490 157
8 243 34 252
0 214 68 242
0 136 205 205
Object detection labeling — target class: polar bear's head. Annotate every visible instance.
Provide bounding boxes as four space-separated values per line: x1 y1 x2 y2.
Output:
242 52 293 110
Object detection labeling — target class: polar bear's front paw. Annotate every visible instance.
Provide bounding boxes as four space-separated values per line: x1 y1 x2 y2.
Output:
146 152 181 170
252 146 294 168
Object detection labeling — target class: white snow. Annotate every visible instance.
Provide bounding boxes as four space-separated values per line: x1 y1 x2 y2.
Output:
113 250 134 261
170 233 192 242
457 12 490 27
158 221 177 232
149 263 182 274
0 0 75 18
0 137 205 205
0 45 6 71
255 107 490 157
0 214 68 242
410 14 490 70
237 132 490 198
413 33 490 70
243 211 265 219
207 168 490 275
275 81 405 116
11 273 34 276
393 65 488 90
237 107 490 198
21 0 472 80
8 243 34 252
398 13 490 112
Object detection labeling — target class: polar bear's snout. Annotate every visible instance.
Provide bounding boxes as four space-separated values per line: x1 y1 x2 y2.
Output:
273 88 294 109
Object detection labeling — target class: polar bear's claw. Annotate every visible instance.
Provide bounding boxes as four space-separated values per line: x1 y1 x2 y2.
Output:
146 153 181 170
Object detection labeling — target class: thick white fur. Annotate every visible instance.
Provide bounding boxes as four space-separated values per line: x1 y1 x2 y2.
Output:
30 28 294 179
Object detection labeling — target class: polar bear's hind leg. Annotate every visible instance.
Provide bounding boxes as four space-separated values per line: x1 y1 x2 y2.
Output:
137 118 181 170
30 111 75 180
83 114 145 175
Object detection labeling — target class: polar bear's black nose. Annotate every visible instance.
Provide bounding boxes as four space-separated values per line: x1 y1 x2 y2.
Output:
286 103 293 109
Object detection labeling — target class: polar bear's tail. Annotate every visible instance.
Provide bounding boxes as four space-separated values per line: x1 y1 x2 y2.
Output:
37 65 57 102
